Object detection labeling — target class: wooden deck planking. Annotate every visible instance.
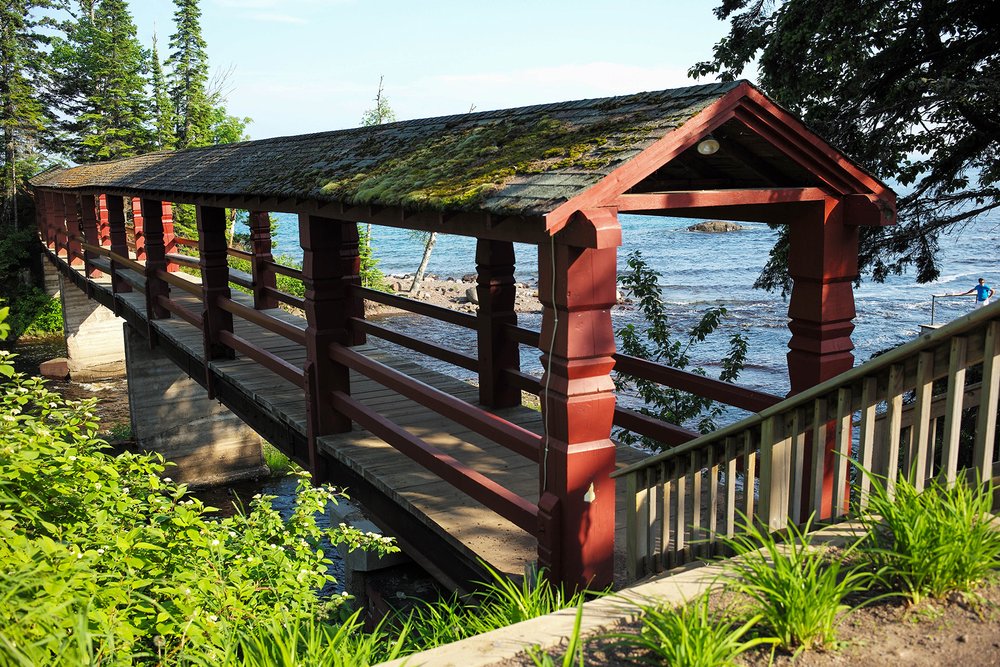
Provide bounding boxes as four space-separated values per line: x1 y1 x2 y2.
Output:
74 264 649 583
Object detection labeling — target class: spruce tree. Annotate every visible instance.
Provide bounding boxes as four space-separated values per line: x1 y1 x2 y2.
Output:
166 0 211 149
150 33 174 150
50 0 153 163
0 0 55 230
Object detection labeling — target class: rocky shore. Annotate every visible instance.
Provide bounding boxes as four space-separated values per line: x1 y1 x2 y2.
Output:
380 274 543 315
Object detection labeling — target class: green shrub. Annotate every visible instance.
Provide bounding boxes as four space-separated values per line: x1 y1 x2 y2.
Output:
1 284 62 338
613 594 772 667
720 516 874 653
614 250 748 449
0 365 397 664
858 471 1000 604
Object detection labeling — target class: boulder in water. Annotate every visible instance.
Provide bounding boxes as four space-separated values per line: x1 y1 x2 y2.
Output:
39 357 69 380
687 220 746 232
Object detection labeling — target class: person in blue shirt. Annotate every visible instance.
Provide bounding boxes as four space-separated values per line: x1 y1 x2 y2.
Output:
960 278 995 308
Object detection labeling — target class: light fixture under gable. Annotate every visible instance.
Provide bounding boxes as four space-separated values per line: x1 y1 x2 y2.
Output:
696 134 720 155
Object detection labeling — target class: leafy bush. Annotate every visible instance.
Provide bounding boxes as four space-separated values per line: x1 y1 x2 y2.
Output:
614 594 772 667
720 516 874 653
858 471 1000 604
614 250 748 450
0 365 396 664
1 284 63 338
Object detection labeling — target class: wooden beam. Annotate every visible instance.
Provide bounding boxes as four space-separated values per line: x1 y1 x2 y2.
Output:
65 188 555 246
613 187 829 212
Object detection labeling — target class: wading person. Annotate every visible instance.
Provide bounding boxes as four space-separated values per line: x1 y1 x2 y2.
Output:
960 278 995 308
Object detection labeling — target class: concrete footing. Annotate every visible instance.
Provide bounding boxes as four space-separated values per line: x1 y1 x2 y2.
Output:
124 324 268 486
50 262 126 380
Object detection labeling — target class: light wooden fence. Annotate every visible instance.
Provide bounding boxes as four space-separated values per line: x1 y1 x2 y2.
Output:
614 302 1000 582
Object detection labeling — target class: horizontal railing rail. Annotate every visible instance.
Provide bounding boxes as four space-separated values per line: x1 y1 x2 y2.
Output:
504 322 781 448
330 388 539 533
614 302 1000 582
351 318 479 372
356 285 478 329
218 327 305 387
216 297 307 346
331 344 541 461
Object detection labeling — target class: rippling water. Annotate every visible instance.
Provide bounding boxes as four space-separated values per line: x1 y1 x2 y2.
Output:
260 211 1000 401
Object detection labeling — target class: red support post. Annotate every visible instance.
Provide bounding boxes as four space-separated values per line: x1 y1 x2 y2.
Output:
106 195 131 294
299 214 357 480
536 238 619 592
196 205 234 360
131 197 146 261
64 194 84 266
162 202 178 272
787 197 859 519
37 191 53 250
48 192 67 258
249 210 278 309
141 199 171 320
476 239 521 407
97 194 111 247
78 194 103 278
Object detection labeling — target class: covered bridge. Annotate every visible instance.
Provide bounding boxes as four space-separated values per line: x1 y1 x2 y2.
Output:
30 80 895 590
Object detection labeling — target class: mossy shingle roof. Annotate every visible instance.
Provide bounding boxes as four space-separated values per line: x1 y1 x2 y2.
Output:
30 81 742 217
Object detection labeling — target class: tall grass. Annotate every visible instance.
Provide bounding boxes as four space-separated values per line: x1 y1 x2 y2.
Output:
402 565 592 653
615 594 772 667
528 602 586 667
720 516 874 653
859 471 1000 604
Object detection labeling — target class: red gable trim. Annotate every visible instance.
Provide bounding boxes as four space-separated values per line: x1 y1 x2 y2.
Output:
545 82 896 237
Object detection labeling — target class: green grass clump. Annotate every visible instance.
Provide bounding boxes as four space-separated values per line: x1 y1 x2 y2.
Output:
859 472 1000 604
262 441 297 474
527 601 585 667
614 594 773 667
721 516 874 653
402 565 592 652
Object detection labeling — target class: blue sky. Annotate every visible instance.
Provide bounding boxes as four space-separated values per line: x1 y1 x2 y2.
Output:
128 0 736 140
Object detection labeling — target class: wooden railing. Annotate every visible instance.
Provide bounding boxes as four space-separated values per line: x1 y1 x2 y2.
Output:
614 302 1000 582
503 323 781 448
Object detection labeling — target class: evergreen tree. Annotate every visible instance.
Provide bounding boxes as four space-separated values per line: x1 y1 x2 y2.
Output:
692 0 1000 288
150 33 174 150
0 0 55 230
50 0 153 163
166 0 210 149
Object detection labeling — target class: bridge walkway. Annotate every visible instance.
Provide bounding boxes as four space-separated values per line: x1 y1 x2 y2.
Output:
75 259 646 587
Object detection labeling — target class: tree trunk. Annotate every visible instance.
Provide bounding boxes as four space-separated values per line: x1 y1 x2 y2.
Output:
408 232 437 293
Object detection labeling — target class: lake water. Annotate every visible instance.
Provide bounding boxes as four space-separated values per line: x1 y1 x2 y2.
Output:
247 210 1000 404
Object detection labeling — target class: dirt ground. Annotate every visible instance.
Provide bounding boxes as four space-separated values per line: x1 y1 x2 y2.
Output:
497 582 1000 666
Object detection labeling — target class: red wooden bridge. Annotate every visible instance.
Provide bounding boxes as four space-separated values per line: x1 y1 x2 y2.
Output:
30 81 896 591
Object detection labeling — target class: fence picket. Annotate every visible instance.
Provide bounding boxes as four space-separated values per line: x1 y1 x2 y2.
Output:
942 337 968 484
857 376 878 509
615 306 1000 581
833 388 852 517
910 351 935 489
974 322 1000 477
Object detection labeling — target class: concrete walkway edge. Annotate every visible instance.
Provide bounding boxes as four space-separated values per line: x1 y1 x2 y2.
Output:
375 522 864 667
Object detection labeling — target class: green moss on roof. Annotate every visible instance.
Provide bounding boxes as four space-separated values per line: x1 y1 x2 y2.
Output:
29 81 746 218
320 114 656 211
